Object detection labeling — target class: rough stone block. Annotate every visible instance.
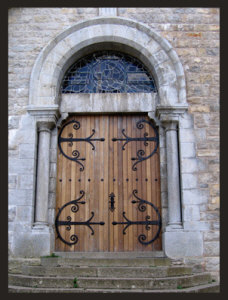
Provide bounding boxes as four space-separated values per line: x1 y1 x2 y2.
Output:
19 143 36 159
16 205 33 223
9 189 33 206
11 230 52 257
163 231 203 258
204 241 220 256
8 116 20 129
183 205 200 221
48 193 56 209
8 149 19 158
180 142 196 158
211 221 219 230
182 188 209 205
200 211 219 221
210 184 220 197
179 128 195 143
18 174 34 189
9 158 35 174
183 221 211 231
197 149 219 157
8 175 18 189
204 257 220 272
9 128 36 151
50 129 57 148
181 173 198 189
48 208 55 225
160 177 167 192
49 178 56 193
189 105 211 113
203 230 219 241
181 158 206 173
159 147 166 163
9 206 16 222
50 149 57 163
179 113 194 129
49 163 56 178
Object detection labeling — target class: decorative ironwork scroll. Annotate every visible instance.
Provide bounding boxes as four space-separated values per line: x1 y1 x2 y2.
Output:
58 120 105 171
55 190 105 246
112 189 161 245
112 119 159 171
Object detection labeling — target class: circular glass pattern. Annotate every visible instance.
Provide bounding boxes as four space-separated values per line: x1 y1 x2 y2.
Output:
61 51 157 93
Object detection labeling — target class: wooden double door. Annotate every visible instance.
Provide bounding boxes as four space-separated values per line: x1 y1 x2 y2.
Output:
55 114 162 252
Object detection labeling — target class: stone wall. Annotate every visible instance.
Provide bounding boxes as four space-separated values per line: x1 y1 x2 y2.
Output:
8 8 219 278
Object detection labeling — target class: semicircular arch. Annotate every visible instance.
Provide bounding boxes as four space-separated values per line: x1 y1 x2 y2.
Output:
29 16 186 107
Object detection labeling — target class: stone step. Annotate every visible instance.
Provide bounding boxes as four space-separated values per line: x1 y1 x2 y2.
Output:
21 265 193 278
8 273 212 290
41 257 171 267
53 251 165 258
8 282 220 293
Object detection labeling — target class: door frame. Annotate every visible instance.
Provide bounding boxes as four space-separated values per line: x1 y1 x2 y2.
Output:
19 17 204 258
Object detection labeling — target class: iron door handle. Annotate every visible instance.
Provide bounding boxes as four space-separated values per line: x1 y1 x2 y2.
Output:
109 193 115 212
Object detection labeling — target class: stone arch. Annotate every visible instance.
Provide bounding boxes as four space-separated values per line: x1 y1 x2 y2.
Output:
28 16 186 108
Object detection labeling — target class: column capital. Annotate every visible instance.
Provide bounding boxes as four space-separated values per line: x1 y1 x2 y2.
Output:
37 121 53 133
27 105 60 131
163 121 178 133
156 104 188 124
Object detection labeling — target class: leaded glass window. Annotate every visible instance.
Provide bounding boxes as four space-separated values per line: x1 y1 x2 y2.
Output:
61 51 157 93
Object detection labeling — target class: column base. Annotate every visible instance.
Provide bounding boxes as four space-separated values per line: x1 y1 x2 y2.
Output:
33 222 49 231
163 230 203 258
165 223 183 231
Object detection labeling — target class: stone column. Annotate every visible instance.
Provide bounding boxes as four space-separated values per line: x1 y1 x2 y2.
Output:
165 121 182 228
33 122 53 228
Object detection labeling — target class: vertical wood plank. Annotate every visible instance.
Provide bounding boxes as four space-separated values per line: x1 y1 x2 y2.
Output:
109 115 114 252
99 115 104 252
145 116 152 251
103 115 109 252
84 115 91 252
113 115 119 252
127 115 133 251
122 115 128 251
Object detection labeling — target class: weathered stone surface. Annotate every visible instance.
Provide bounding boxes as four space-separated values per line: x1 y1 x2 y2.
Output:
183 205 200 221
16 206 33 223
203 231 219 241
9 206 17 222
9 158 35 174
9 189 33 206
8 116 20 129
9 175 18 189
180 143 196 158
182 174 198 189
204 257 220 272
164 231 203 257
204 241 220 256
183 221 211 231
18 174 34 190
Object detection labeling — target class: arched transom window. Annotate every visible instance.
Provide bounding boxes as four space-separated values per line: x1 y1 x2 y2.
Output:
61 51 157 93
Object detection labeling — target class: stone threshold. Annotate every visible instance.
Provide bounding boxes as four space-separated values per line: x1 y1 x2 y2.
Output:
53 251 166 259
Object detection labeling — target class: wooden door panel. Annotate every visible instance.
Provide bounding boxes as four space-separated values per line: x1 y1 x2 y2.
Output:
55 114 162 252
